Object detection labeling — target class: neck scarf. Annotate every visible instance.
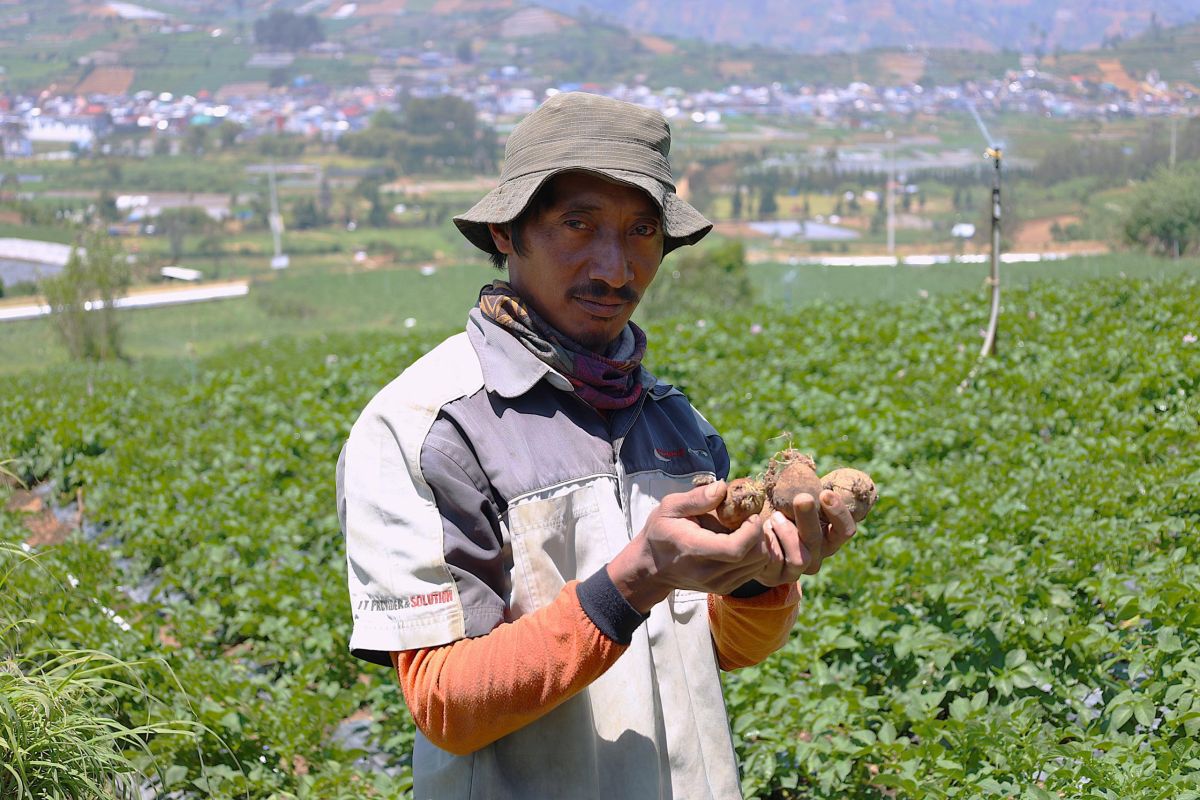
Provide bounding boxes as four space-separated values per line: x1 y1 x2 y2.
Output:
478 281 648 410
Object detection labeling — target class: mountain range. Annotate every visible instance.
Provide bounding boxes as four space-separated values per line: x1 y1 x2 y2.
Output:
531 0 1200 53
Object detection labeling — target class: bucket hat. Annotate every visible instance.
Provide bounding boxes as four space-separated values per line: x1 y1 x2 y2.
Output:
454 91 712 257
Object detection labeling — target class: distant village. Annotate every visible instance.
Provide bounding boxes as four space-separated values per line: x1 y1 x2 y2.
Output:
0 7 1195 165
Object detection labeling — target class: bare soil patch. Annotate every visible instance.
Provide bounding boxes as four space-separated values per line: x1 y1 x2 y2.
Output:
878 52 926 84
431 0 515 12
351 0 411 14
638 35 677 56
76 66 135 95
1095 59 1141 97
1012 214 1109 253
718 60 754 79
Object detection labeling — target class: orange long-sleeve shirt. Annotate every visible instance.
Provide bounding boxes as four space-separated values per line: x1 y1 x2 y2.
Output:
394 571 800 755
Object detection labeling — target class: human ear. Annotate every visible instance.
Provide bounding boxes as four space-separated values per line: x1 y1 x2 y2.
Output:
488 223 515 256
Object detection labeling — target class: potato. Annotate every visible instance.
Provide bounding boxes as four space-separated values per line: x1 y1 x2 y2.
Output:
715 477 766 529
763 449 822 523
820 468 877 523
692 475 766 529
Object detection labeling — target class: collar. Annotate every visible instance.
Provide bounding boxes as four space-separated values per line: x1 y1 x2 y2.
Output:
468 308 572 398
466 307 658 399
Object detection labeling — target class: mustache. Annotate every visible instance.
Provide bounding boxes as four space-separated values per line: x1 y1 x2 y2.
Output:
571 281 640 303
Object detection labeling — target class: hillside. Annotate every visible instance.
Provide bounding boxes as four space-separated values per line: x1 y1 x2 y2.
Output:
0 1 1198 94
536 0 1200 54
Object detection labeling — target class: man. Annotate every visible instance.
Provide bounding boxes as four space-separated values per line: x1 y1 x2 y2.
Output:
337 92 857 799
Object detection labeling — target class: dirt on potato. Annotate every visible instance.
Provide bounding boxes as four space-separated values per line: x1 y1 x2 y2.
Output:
715 477 766 529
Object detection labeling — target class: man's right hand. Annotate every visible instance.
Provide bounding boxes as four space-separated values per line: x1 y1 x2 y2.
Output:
606 481 776 614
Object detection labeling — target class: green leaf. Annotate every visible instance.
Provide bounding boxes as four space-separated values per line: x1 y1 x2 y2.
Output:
950 697 971 721
1133 698 1156 728
1109 704 1134 732
1157 627 1183 653
163 765 189 787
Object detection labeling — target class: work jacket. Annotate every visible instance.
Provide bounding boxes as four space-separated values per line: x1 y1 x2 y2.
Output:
338 308 743 799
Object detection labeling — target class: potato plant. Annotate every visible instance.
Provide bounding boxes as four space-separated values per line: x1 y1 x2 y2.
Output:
2 271 1199 798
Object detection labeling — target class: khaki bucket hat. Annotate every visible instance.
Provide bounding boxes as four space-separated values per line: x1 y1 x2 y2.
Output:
454 91 712 257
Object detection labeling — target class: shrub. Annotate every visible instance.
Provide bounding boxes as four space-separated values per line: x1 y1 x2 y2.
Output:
39 232 131 362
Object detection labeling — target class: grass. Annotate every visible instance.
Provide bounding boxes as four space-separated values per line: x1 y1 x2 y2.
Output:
0 224 77 245
3 251 1194 375
0 261 498 372
750 252 1199 310
0 543 202 799
0 649 197 799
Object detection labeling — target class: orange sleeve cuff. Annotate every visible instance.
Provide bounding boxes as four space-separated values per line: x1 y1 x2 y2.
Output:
392 580 626 756
708 582 801 671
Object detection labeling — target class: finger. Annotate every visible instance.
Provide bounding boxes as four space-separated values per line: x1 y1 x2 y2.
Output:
761 516 785 563
766 510 805 571
790 492 825 574
707 512 768 563
695 510 733 534
819 489 857 557
661 480 726 519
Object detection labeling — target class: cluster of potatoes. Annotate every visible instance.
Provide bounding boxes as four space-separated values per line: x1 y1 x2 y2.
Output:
698 450 877 529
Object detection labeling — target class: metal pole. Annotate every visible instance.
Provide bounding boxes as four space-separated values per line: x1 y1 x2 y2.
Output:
1170 115 1177 171
980 148 1002 358
885 129 895 257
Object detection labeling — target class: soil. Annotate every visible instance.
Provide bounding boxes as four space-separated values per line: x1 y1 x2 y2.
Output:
878 52 926 85
75 67 135 96
1012 214 1109 253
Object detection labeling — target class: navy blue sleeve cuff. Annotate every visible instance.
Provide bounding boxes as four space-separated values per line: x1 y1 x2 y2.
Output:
728 580 772 599
578 567 650 645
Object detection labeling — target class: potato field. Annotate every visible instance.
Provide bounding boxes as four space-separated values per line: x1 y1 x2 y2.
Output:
2 271 1199 798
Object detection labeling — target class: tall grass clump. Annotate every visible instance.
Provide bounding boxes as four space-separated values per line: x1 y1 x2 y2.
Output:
0 543 201 799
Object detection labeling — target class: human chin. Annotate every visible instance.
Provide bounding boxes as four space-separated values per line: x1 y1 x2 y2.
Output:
565 314 625 352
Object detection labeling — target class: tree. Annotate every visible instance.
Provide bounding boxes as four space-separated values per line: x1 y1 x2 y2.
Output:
96 190 120 223
637 239 753 323
1123 162 1200 257
318 174 333 216
337 97 496 173
0 171 19 201
758 184 778 218
40 231 131 361
184 124 209 156
256 134 306 157
197 232 227 278
156 207 215 263
353 177 390 228
216 120 243 150
268 66 293 88
290 196 328 230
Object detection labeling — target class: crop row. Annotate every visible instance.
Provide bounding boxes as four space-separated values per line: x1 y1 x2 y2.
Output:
2 272 1199 798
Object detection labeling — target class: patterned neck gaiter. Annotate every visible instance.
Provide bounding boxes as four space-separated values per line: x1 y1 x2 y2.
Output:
477 281 648 410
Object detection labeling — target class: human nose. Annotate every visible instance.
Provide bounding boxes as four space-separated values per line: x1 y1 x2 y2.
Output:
588 232 634 288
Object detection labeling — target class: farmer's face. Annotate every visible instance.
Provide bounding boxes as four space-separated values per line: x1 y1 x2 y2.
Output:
488 171 664 352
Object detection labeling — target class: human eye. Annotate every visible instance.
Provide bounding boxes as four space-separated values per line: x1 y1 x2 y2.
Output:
632 222 659 237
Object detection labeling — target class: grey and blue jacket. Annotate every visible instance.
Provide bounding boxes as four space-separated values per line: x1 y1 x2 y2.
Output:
338 308 744 799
